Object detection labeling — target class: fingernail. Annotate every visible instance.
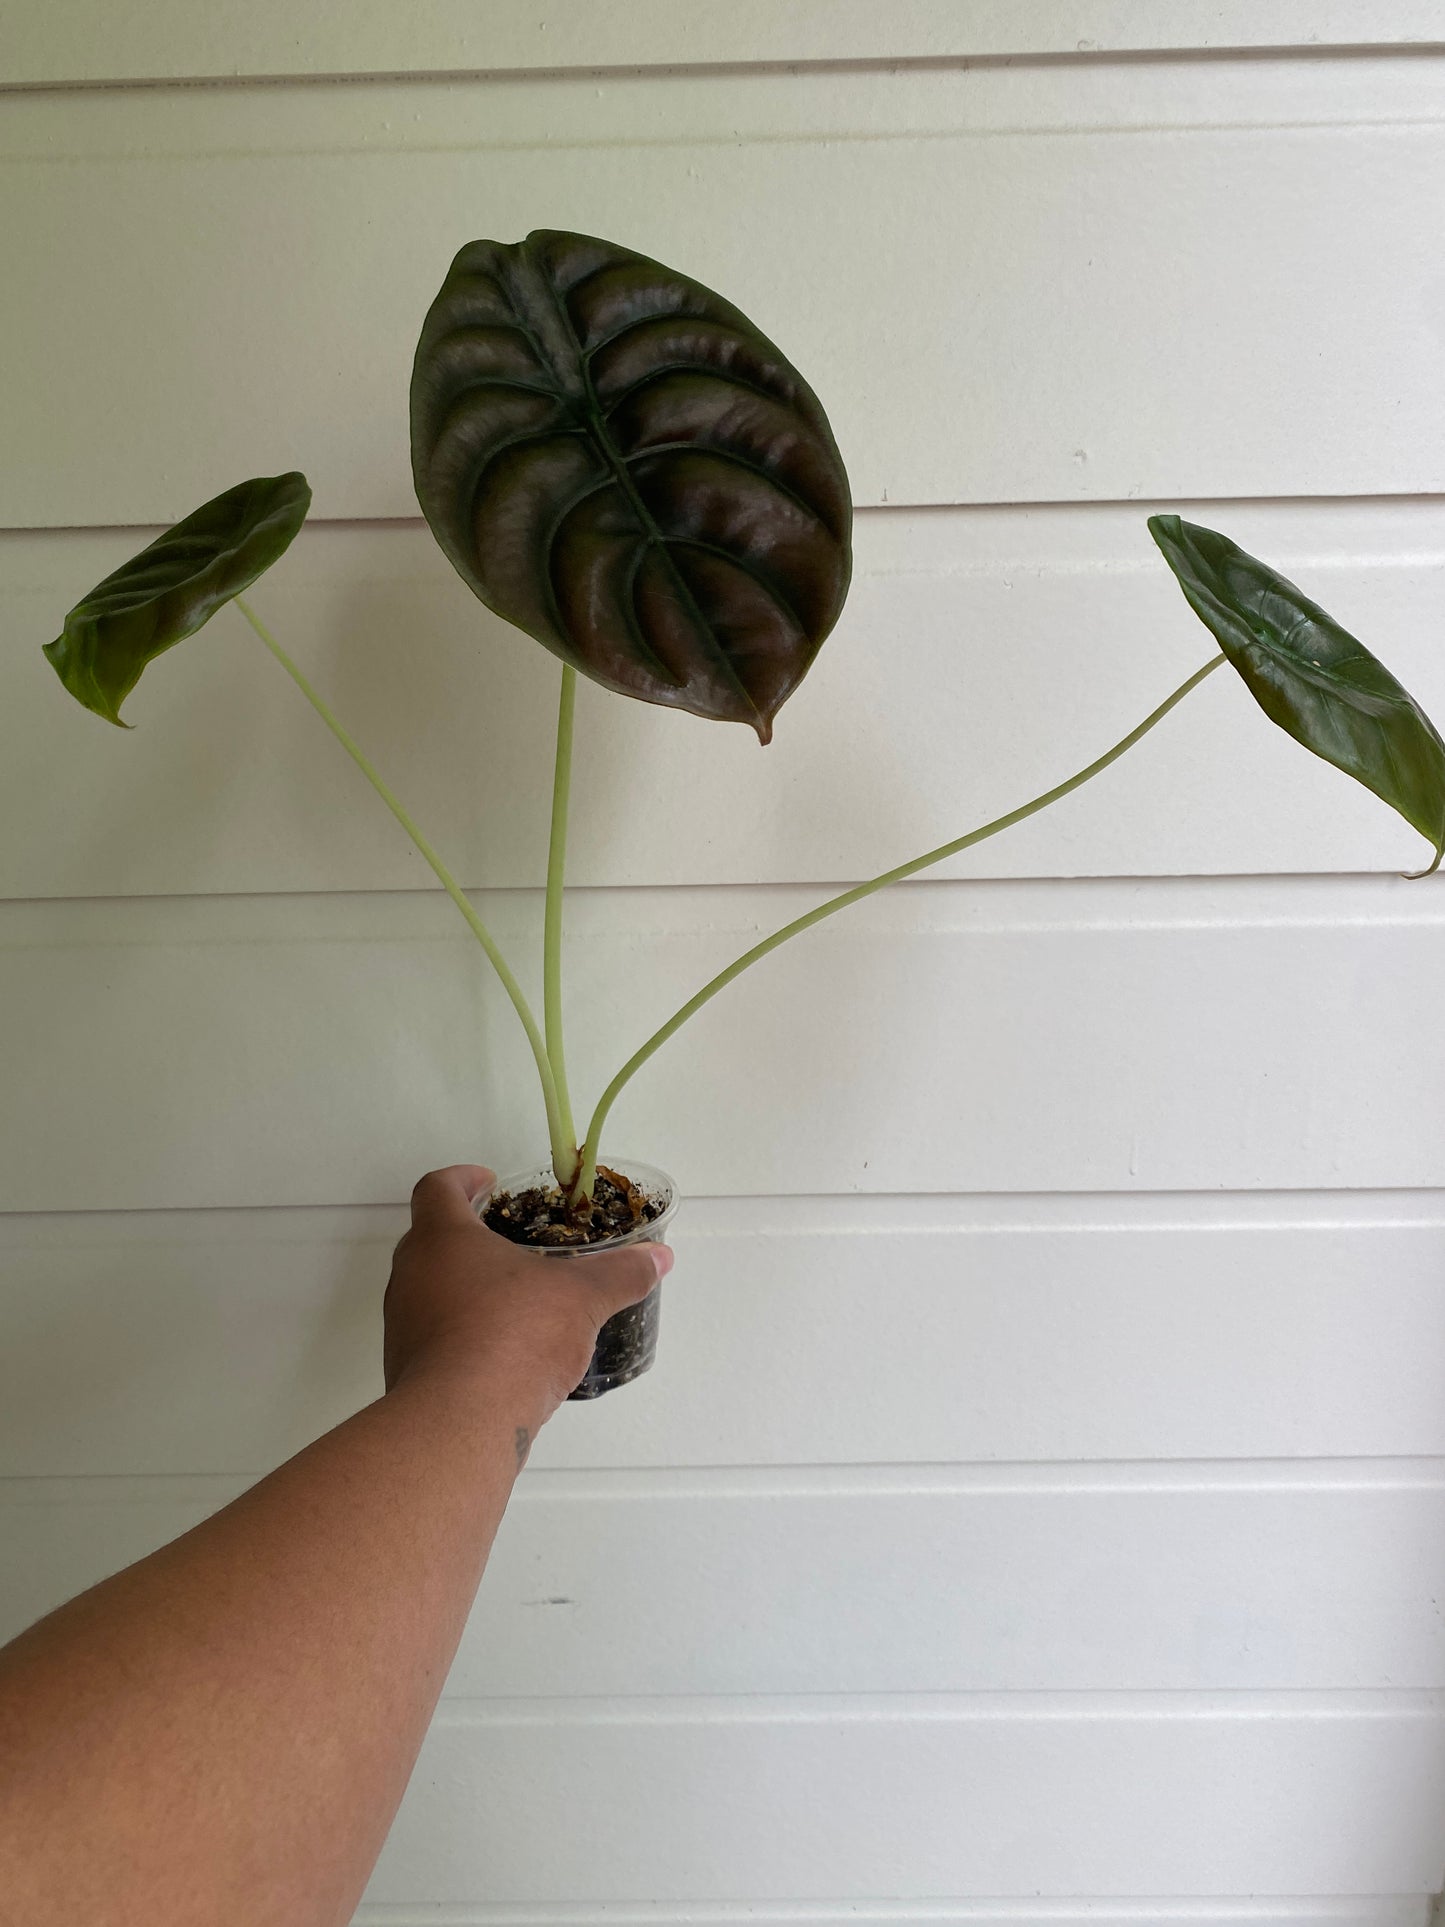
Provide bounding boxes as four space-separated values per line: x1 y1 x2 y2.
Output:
649 1244 675 1280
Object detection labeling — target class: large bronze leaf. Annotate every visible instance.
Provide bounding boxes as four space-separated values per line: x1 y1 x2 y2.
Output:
410 231 852 742
1150 514 1445 873
45 473 311 725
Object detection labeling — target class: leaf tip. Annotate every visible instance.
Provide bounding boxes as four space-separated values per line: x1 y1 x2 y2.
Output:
1404 838 1444 881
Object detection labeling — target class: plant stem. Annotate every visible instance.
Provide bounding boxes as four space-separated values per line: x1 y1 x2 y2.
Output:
574 653 1226 1198
545 666 580 1188
234 596 570 1169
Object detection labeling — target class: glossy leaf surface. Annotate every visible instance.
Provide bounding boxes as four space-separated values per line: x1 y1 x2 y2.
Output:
1149 514 1445 873
411 230 852 741
45 473 311 725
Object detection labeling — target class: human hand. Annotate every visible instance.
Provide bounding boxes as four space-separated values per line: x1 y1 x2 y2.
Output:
383 1165 672 1433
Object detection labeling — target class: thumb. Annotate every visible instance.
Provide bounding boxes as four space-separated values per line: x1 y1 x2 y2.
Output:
409 1164 495 1233
581 1241 673 1321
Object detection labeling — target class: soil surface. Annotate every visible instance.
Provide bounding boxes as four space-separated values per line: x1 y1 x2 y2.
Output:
484 1164 665 1249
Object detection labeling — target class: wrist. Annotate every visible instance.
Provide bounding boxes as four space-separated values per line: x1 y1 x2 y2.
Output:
386 1350 555 1450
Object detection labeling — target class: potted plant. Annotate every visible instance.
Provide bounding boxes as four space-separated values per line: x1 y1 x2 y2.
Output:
40 230 1445 1397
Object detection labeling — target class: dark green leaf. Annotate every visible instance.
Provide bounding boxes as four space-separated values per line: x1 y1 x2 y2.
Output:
1149 514 1445 874
45 473 312 726
411 231 852 742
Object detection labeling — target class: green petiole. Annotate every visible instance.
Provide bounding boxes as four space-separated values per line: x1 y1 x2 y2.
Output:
234 597 573 1175
544 666 580 1191
571 653 1226 1200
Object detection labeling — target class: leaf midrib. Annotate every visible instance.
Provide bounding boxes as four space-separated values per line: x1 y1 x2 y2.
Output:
531 266 766 723
1232 601 1419 719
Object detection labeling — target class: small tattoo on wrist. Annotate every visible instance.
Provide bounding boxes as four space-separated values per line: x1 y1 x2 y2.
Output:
514 1426 531 1469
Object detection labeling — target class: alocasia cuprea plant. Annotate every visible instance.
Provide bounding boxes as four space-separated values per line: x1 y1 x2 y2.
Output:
42 230 1445 1218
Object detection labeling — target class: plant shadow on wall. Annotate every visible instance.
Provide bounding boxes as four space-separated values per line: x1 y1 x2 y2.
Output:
39 228 1445 1395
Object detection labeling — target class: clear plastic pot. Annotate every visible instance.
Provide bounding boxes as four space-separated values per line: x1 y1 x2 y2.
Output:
477 1158 678 1399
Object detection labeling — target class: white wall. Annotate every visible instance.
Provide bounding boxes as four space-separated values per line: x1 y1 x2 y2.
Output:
4 7 1445 1923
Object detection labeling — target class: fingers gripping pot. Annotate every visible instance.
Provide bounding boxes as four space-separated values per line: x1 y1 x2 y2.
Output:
477 1160 678 1399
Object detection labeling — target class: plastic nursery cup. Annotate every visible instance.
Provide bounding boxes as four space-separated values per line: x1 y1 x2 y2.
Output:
478 1159 678 1399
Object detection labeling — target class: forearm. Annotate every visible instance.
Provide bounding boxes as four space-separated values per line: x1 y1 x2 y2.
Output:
0 1360 530 1927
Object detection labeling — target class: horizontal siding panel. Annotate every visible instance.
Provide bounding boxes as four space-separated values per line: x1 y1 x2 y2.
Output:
367 1694 1445 1899
12 60 1445 160
4 1194 1444 1474
352 1906 1435 1927
9 504 1445 899
6 1464 1445 1694
2 877 1443 1211
7 2 1444 84
7 81 1445 519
